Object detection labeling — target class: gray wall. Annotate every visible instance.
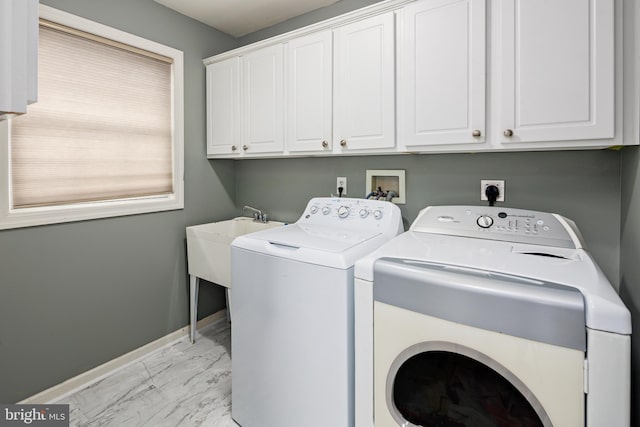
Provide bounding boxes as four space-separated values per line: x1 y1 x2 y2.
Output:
621 146 640 422
618 0 639 419
0 0 239 403
236 151 621 287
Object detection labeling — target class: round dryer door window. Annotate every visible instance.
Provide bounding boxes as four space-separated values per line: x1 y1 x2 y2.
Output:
387 343 550 427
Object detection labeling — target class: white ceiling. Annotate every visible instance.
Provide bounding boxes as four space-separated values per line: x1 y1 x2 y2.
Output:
154 0 341 38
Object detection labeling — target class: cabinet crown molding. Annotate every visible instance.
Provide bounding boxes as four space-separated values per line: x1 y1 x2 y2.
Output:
203 0 414 65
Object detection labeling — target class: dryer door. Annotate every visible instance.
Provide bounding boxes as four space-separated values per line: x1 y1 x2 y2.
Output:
373 258 585 426
387 342 548 426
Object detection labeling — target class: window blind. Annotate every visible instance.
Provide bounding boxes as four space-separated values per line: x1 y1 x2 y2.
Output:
10 23 173 209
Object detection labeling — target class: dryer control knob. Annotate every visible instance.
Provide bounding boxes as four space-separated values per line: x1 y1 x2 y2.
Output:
359 209 369 219
310 205 319 214
337 206 350 218
373 210 384 220
322 206 331 215
477 215 494 228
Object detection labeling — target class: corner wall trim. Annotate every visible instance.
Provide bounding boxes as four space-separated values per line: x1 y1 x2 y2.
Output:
19 310 227 404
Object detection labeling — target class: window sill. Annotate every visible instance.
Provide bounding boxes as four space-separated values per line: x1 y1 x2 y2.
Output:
0 193 184 230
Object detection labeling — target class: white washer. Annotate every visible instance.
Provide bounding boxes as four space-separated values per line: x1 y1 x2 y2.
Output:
231 197 403 427
354 206 631 427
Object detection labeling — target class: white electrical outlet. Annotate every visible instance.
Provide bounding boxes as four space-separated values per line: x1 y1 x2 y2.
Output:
337 177 347 196
480 180 505 201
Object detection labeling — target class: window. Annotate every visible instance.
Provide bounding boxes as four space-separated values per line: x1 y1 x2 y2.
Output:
0 5 184 229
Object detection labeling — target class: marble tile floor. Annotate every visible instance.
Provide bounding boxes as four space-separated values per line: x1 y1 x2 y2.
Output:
53 319 237 427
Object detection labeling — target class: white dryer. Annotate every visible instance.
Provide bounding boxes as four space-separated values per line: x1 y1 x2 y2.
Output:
354 206 631 427
231 197 403 427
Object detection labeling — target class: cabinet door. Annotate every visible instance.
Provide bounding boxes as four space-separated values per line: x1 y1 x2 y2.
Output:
206 58 240 157
497 0 614 143
334 12 395 152
398 0 486 148
241 45 284 154
0 0 38 117
286 31 333 153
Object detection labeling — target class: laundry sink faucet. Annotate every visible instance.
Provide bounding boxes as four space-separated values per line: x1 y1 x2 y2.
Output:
243 205 268 223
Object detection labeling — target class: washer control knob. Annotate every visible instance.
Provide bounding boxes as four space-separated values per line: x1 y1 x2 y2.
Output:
359 209 369 219
337 206 350 218
373 210 383 220
309 205 319 214
322 206 331 215
477 215 494 228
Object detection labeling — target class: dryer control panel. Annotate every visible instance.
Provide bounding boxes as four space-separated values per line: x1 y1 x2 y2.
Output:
410 206 584 249
299 197 404 239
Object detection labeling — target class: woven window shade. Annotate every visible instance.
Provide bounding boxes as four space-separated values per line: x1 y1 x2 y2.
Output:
11 24 173 209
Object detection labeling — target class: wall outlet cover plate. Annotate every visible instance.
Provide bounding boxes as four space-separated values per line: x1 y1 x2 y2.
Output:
480 180 505 201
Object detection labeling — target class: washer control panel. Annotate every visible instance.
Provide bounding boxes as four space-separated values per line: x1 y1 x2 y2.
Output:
410 206 584 249
299 197 403 236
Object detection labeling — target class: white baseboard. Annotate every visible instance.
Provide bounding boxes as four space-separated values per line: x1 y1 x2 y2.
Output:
20 310 228 404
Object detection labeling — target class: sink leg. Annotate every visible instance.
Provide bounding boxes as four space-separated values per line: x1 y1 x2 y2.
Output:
190 275 199 343
225 288 231 323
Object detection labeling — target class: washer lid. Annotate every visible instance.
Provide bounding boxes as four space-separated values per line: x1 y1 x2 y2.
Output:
238 223 382 252
233 224 392 269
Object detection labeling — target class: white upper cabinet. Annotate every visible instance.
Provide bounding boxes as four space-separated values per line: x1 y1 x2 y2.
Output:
333 12 395 153
0 0 38 119
285 30 333 153
203 0 625 158
398 0 486 149
241 44 284 154
496 0 615 144
206 57 240 157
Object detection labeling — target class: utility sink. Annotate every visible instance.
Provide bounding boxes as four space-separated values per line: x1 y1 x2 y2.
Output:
186 217 285 288
186 217 285 342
